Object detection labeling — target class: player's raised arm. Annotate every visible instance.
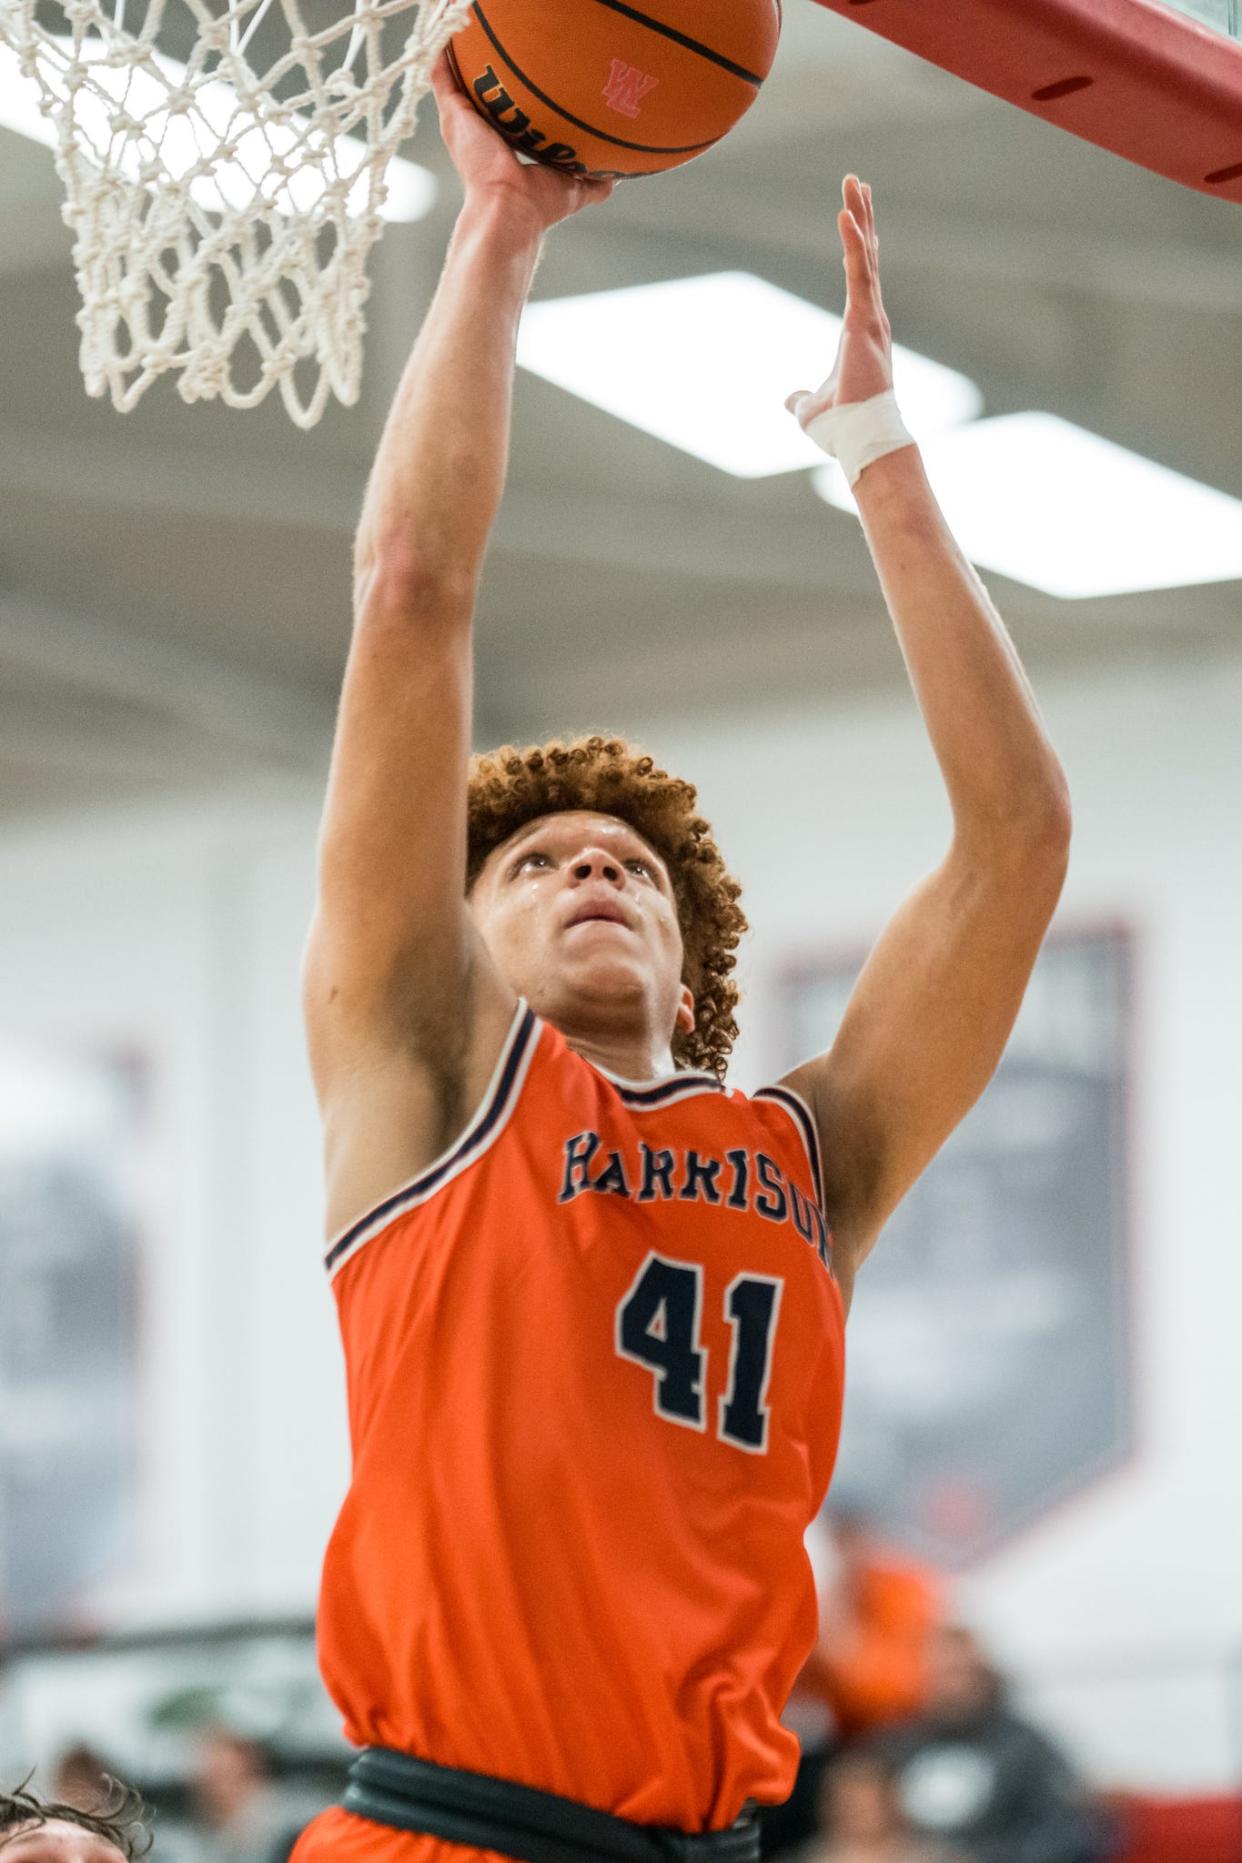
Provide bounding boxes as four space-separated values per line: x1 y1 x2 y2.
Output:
304 63 612 1119
783 178 1071 1281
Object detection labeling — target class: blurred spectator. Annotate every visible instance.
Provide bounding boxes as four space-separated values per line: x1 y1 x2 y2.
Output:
187 1728 297 1863
49 1750 117 1816
797 1751 955 1863
803 1509 943 1741
764 1509 944 1857
874 1626 1106 1863
0 1774 151 1859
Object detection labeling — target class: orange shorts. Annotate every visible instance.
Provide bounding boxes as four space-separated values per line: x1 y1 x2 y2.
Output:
290 1806 512 1863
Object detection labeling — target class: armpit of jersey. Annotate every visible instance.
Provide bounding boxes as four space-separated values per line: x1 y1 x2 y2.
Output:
753 1085 825 1211
324 1001 540 1279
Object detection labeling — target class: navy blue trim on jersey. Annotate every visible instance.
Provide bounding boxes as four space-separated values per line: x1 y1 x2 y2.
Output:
610 1074 727 1108
754 1085 825 1212
324 1004 539 1276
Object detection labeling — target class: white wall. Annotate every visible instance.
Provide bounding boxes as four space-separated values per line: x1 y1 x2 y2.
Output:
2 643 1241 1788
0 799 339 1631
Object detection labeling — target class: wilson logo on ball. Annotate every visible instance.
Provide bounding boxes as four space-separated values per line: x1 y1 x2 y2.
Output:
602 58 659 119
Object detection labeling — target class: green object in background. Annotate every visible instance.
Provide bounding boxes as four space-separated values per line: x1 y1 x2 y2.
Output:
1159 0 1241 39
150 1678 324 1736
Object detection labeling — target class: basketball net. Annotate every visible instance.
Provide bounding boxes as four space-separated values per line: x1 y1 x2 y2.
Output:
0 0 471 427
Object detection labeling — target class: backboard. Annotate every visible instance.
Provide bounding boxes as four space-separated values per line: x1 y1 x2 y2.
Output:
812 0 1242 204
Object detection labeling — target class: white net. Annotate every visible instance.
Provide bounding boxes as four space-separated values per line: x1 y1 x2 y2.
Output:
0 0 471 426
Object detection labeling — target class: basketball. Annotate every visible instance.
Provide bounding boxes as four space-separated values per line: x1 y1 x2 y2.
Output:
447 0 783 181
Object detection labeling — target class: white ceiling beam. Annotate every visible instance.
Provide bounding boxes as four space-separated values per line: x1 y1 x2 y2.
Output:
490 486 851 595
597 184 1242 318
0 421 359 533
869 216 1242 320
0 422 850 591
0 191 73 277
0 594 333 773
0 718 208 785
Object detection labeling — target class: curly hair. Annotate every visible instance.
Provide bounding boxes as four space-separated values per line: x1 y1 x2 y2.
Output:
0 1775 151 1858
467 735 747 1079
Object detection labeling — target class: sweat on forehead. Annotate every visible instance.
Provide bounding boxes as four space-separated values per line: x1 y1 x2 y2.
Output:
491 811 660 866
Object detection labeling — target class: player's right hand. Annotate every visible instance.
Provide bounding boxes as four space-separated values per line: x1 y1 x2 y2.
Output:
430 54 615 234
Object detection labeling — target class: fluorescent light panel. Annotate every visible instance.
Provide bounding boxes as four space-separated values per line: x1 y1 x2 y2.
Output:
0 39 436 222
815 412 1242 598
518 272 982 479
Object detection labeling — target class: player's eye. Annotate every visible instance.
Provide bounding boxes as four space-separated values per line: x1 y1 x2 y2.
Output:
626 857 656 881
516 850 552 874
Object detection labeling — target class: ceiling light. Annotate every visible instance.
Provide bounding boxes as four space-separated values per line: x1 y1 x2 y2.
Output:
0 40 437 223
518 272 982 479
814 412 1242 598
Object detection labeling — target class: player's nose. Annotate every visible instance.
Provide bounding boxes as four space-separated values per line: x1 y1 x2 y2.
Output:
569 849 624 885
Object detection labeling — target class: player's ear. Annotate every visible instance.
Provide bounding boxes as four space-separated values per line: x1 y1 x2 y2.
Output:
675 985 695 1036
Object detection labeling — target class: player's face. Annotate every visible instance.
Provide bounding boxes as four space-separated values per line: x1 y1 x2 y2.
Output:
471 811 695 1056
0 1823 126 1862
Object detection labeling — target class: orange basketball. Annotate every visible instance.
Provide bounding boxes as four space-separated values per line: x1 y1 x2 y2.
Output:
448 0 783 181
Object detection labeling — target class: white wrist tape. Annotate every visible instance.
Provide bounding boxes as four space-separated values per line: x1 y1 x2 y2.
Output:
803 390 915 487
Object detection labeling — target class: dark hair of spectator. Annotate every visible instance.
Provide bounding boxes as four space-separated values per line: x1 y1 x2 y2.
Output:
935 1623 1006 1707
825 1502 873 1542
0 1774 152 1858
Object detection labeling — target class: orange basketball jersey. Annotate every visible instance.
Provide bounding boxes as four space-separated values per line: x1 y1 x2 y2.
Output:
314 1001 846 1837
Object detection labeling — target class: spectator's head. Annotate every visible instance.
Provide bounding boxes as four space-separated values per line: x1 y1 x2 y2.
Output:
47 1754 112 1817
191 1726 271 1831
820 1752 909 1847
0 1778 150 1861
925 1625 1003 1723
825 1501 875 1575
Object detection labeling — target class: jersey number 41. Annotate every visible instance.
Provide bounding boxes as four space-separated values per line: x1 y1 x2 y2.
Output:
616 1251 783 1455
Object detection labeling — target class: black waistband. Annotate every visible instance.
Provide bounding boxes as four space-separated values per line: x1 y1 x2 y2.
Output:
343 1748 760 1863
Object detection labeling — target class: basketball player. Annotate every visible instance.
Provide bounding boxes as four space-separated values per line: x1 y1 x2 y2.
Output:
291 54 1071 1863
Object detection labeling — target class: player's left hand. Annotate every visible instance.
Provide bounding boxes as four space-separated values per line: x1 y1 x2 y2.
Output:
786 175 894 430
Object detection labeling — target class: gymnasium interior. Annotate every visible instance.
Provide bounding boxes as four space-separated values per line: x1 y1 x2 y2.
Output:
0 1 1240 1858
